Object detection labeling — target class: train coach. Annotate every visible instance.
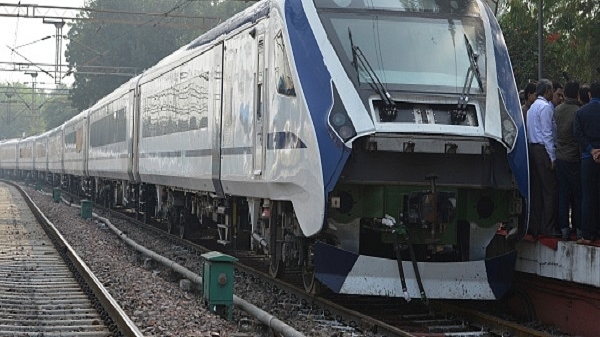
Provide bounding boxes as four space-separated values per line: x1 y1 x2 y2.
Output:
2 0 529 300
33 131 50 182
47 126 64 183
0 138 18 177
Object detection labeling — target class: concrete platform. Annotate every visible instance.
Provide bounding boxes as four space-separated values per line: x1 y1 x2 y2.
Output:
514 236 600 336
516 235 600 287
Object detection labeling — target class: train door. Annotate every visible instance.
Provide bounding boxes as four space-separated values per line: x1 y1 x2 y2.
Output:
213 42 225 197
253 34 266 177
130 80 141 183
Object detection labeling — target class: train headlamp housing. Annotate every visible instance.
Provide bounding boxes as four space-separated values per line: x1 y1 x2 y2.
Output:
328 84 357 142
329 111 356 142
498 89 517 150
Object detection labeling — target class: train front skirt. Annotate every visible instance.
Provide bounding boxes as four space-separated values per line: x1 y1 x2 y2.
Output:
315 242 517 300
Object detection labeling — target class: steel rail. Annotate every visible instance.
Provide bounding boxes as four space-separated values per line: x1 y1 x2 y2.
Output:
7 181 144 337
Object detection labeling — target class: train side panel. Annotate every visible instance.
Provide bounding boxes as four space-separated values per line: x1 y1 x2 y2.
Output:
17 137 35 174
216 4 328 236
87 83 135 181
47 126 64 175
33 132 49 174
62 110 89 177
263 5 326 237
137 46 221 193
0 139 18 174
219 22 264 197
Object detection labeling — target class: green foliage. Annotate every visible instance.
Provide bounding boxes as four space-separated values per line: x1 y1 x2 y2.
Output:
499 0 600 90
0 83 42 139
0 83 80 139
66 0 253 111
41 94 79 131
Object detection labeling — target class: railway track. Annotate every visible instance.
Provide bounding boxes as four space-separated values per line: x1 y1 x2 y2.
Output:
0 182 141 337
48 187 556 337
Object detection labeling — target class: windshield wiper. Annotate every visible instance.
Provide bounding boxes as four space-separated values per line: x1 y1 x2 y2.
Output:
457 34 483 111
349 28 397 122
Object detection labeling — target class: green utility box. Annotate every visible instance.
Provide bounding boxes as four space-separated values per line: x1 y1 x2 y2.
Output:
35 181 41 191
201 251 238 320
81 200 93 219
52 188 61 203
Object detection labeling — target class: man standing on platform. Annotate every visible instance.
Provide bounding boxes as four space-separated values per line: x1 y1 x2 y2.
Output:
527 79 558 237
573 82 600 244
554 81 581 240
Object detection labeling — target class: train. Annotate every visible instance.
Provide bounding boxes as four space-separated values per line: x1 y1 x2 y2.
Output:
0 0 529 300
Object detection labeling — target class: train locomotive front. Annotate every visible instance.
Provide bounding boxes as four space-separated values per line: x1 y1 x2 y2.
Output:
1 0 529 302
285 0 528 299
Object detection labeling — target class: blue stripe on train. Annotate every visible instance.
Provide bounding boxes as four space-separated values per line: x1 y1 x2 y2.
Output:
284 1 349 195
484 5 530 228
484 250 517 298
314 242 359 293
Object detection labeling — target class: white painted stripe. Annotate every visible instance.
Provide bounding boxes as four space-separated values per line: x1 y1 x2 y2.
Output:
516 240 600 287
340 254 496 299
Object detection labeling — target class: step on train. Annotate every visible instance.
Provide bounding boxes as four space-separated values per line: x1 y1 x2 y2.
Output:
0 0 529 300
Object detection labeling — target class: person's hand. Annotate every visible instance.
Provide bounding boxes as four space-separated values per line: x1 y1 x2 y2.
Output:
592 148 600 163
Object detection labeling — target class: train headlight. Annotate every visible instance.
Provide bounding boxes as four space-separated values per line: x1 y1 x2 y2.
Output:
328 84 357 142
338 126 355 140
331 113 347 127
498 89 517 150
329 112 356 142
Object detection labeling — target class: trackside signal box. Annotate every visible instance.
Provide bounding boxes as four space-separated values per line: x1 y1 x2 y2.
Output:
52 188 61 203
81 200 93 219
201 251 237 320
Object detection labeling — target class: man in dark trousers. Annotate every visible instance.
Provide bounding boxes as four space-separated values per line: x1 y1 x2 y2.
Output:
554 81 581 240
526 79 558 237
573 82 600 244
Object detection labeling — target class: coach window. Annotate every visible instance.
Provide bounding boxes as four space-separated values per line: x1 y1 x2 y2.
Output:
274 31 295 96
257 38 265 120
76 128 83 153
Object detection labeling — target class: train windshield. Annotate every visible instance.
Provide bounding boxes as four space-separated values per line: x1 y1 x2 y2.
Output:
315 1 486 92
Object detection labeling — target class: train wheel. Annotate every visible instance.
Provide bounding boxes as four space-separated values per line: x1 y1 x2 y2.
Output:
179 214 187 239
302 243 319 294
302 260 317 294
167 208 177 234
269 259 285 279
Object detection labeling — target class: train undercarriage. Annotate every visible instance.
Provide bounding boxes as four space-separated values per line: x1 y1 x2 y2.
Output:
10 139 522 298
43 175 320 292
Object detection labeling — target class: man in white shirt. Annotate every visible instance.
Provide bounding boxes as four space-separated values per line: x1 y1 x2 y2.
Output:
526 79 559 237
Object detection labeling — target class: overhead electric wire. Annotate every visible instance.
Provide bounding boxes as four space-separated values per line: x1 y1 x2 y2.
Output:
0 3 221 21
5 84 32 110
9 8 21 84
1 0 208 83
5 45 54 79
14 35 53 49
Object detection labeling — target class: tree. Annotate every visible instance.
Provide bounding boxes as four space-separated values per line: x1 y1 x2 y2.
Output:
41 93 78 130
0 83 41 139
499 0 600 89
66 0 252 111
497 1 538 87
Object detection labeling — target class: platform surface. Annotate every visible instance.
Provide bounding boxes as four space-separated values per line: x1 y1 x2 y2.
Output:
516 236 600 287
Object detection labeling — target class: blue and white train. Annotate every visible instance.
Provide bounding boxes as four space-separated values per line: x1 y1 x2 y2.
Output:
0 0 528 300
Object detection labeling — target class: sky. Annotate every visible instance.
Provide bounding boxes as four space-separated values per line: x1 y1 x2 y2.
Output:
1 0 85 89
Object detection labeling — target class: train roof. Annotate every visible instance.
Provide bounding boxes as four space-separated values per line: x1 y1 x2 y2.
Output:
138 0 271 82
63 109 89 128
82 0 273 109
0 138 19 144
186 1 271 51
